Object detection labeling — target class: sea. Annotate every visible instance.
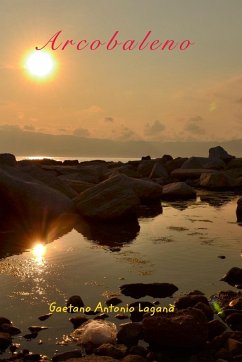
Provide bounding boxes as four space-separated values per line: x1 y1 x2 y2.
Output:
0 156 241 358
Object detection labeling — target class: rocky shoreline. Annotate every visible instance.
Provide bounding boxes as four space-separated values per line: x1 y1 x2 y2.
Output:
1 287 242 362
1 146 242 361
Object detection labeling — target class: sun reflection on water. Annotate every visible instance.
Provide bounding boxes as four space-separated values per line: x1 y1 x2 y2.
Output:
32 243 46 265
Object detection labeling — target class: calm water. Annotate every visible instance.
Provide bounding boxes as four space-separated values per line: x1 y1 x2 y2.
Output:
0 190 242 358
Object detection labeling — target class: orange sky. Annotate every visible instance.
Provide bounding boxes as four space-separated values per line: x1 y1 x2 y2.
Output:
1 0 242 150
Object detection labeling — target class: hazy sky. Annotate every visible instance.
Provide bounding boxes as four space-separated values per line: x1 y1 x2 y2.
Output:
1 0 242 148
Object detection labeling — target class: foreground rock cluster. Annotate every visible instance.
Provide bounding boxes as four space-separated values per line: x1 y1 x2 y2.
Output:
2 287 242 362
0 146 242 239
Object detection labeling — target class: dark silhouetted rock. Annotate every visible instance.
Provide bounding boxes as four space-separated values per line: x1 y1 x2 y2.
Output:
225 313 242 331
221 267 242 288
117 322 143 346
209 146 234 161
70 315 89 329
52 350 83 362
200 172 238 189
95 343 127 359
0 153 16 167
142 308 208 349
208 319 227 340
120 283 178 299
149 162 168 179
67 295 85 311
38 313 52 321
106 297 122 306
175 294 209 309
0 332 11 350
181 157 209 169
162 182 196 200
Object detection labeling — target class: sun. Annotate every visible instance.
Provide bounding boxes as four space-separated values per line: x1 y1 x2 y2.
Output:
24 50 56 79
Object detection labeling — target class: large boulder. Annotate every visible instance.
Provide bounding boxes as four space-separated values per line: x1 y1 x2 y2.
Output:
200 172 238 189
209 146 234 161
0 153 16 167
236 197 242 222
75 175 139 221
166 157 188 173
142 308 208 349
18 164 77 198
0 168 74 234
149 162 168 179
171 168 214 180
162 182 196 200
203 158 226 170
137 160 156 177
59 164 108 184
75 175 163 221
180 157 209 169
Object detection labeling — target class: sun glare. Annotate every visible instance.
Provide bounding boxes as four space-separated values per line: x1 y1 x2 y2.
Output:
24 50 56 79
32 243 46 265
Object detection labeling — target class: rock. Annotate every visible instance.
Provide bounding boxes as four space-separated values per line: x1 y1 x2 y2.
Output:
23 332 38 340
75 174 163 222
67 357 119 362
193 302 214 321
52 350 83 362
117 322 143 346
162 182 196 200
75 175 140 221
0 153 16 167
141 156 151 161
0 323 21 335
95 343 127 359
28 326 48 333
128 346 147 357
166 157 187 173
71 320 117 347
106 297 122 306
229 298 242 309
221 267 242 287
38 313 52 321
63 179 94 193
171 168 214 180
122 356 148 362
0 317 11 326
181 157 209 169
149 162 168 179
0 332 11 350
115 314 129 320
209 146 234 161
226 337 242 354
225 313 242 331
94 314 109 320
70 315 89 329
161 154 173 163
200 172 238 189
0 168 74 234
137 160 156 177
236 197 242 222
142 308 208 349
227 158 242 169
129 302 154 322
203 158 226 170
120 283 178 299
208 319 227 340
67 295 85 311
175 294 209 309
112 165 141 179
18 164 77 198
63 160 79 166
59 164 108 184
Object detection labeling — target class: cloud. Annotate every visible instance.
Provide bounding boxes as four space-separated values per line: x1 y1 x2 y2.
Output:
184 116 205 135
144 120 165 136
104 117 114 122
72 127 90 137
23 125 35 131
117 126 136 141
